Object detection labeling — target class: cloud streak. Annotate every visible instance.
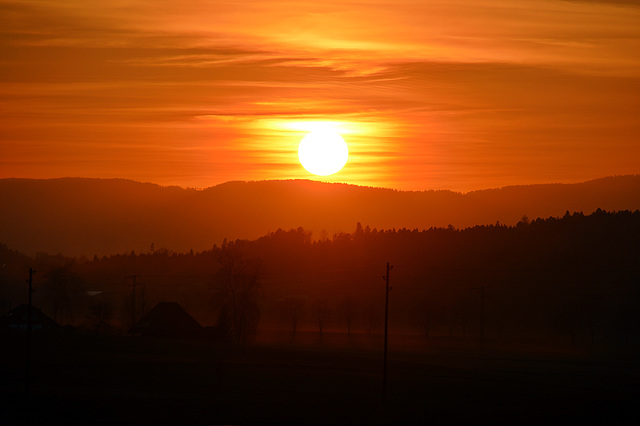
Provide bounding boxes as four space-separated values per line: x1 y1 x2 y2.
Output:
1 0 639 191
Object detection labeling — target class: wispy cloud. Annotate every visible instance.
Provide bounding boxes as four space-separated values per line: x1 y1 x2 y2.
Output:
1 0 639 191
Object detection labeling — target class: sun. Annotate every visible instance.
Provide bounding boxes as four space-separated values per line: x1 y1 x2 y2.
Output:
298 128 349 176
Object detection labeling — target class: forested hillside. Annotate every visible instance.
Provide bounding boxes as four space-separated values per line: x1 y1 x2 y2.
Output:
1 175 639 256
2 210 639 349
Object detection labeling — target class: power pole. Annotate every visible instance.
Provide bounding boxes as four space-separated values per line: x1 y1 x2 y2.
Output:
25 267 34 395
126 275 138 332
480 285 485 353
383 262 393 404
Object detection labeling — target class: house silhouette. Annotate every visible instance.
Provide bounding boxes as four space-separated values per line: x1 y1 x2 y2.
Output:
1 304 60 331
131 302 203 340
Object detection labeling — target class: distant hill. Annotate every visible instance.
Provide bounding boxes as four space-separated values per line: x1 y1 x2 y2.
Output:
1 176 639 256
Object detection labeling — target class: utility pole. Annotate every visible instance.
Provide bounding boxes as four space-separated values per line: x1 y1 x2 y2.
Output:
25 267 34 395
126 275 138 331
480 285 485 353
383 262 393 404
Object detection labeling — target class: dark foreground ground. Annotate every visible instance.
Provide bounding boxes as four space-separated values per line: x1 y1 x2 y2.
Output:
1 331 639 425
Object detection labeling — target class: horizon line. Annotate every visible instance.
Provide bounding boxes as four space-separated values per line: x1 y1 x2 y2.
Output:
2 174 639 195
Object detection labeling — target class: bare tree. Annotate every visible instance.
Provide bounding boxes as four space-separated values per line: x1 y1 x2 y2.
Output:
42 263 86 325
340 296 357 334
86 299 114 333
312 298 331 335
211 244 261 344
413 299 438 339
283 297 305 335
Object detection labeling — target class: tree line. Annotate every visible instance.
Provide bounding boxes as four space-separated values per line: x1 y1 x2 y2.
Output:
1 209 639 348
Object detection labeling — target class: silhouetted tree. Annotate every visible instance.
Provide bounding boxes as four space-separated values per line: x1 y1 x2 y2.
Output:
340 296 357 334
312 298 330 335
42 263 86 325
212 305 233 343
283 297 305 335
211 243 261 344
517 214 530 228
86 299 114 333
413 299 438 339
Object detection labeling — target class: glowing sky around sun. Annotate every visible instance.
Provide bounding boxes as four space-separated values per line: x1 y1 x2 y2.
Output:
1 0 639 191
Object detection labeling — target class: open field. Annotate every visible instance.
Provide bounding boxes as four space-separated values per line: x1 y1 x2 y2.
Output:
2 331 639 424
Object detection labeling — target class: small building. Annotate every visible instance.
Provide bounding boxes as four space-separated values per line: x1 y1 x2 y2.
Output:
131 302 203 340
0 304 60 331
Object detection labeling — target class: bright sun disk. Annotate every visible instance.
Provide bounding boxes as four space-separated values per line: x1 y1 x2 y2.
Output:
298 129 349 176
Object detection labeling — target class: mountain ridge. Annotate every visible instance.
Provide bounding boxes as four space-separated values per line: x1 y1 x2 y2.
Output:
1 175 639 257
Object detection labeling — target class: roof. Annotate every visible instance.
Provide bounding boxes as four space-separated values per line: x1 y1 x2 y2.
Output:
0 304 60 331
131 302 203 339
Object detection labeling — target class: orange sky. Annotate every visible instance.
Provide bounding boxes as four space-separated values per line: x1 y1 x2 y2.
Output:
1 0 639 192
